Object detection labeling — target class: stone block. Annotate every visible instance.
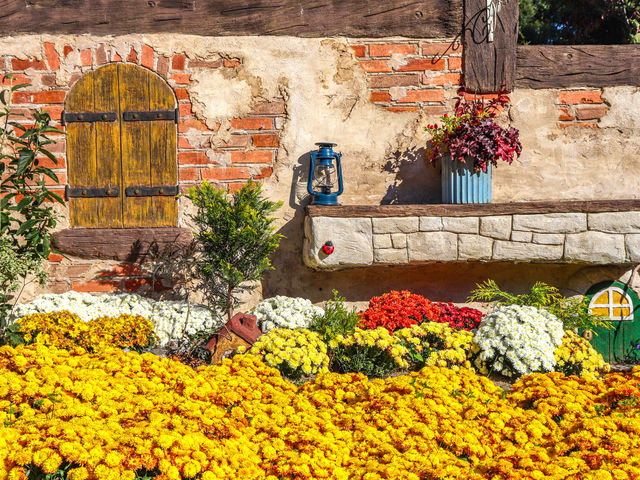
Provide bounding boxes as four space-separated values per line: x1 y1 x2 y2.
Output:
512 213 587 233
391 233 407 248
407 232 457 262
480 216 511 240
588 211 640 233
374 248 408 263
419 216 443 231
458 234 493 261
532 233 565 245
304 217 373 269
372 217 419 234
626 234 640 262
511 231 533 243
373 234 392 249
442 216 479 234
493 241 563 262
564 231 626 264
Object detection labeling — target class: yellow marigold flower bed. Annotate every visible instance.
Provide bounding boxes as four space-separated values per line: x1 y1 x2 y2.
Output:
394 321 477 370
13 311 156 352
247 328 330 378
330 327 409 368
1 344 639 480
554 331 610 379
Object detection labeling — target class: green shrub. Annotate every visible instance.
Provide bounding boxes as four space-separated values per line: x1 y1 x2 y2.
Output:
468 279 611 332
186 180 282 322
0 74 64 328
309 290 361 342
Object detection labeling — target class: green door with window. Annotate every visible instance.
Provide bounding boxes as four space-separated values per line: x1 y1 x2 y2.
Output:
584 281 640 363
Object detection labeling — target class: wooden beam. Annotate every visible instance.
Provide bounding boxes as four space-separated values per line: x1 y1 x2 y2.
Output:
306 199 640 218
463 0 518 93
516 45 640 89
53 227 192 261
0 0 463 38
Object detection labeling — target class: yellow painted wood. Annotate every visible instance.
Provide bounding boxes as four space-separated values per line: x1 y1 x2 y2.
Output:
93 64 123 228
119 64 152 227
65 73 97 227
148 72 177 227
66 64 177 228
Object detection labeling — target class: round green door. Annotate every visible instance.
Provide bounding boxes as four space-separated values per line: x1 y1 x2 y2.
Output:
585 281 640 363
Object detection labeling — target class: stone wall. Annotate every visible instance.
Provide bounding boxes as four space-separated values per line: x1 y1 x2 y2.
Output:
305 209 640 269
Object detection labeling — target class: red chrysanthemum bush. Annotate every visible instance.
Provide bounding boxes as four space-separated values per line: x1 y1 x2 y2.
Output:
433 302 484 330
359 290 441 332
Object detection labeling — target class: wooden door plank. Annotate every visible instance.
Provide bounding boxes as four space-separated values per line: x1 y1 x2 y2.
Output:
119 64 152 227
65 74 97 227
148 73 177 227
591 325 611 363
618 320 634 362
93 64 123 228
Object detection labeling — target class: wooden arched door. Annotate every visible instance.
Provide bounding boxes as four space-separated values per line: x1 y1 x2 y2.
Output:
65 64 177 228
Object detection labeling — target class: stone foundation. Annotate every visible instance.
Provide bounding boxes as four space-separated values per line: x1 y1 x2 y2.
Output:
304 203 640 270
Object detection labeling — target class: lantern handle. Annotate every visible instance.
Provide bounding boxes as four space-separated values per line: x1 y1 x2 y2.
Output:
334 152 344 196
307 150 318 197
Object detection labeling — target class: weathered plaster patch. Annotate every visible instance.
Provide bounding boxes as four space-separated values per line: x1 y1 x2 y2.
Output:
190 69 254 126
600 86 640 130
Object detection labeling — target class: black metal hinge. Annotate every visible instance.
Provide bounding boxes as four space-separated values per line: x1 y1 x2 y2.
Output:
62 111 117 125
123 109 178 122
65 185 120 199
125 185 179 197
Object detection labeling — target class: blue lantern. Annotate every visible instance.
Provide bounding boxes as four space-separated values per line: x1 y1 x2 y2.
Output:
307 142 343 206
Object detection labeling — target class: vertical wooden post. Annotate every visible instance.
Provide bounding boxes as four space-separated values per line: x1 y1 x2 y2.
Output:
463 0 518 93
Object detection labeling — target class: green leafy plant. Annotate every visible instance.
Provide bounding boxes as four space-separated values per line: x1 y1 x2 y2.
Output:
329 344 397 379
468 280 611 332
186 180 283 322
0 238 48 327
0 74 64 328
309 290 361 342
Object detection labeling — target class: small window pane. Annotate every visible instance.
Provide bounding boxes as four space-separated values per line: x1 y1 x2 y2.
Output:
593 293 608 305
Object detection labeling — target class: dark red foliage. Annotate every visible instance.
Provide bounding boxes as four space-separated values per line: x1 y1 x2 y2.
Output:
359 290 441 332
433 302 484 331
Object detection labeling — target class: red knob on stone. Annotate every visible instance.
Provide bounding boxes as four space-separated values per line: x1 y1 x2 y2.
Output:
322 241 334 255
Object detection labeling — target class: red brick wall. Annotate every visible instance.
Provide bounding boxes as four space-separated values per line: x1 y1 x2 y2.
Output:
350 40 463 114
557 89 609 129
2 41 285 295
2 41 281 199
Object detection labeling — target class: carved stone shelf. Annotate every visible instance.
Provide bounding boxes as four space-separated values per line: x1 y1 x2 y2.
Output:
304 201 640 270
53 227 192 261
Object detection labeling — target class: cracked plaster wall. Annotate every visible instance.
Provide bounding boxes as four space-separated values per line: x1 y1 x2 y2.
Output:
5 34 640 307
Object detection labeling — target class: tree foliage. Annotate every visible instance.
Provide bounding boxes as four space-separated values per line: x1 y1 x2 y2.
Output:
519 0 640 45
0 75 65 327
186 180 283 322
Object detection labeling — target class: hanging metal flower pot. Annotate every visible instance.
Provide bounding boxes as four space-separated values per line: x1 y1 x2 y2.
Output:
441 155 492 204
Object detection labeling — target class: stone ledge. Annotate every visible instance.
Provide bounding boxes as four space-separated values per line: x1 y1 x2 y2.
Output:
303 202 640 270
306 199 640 218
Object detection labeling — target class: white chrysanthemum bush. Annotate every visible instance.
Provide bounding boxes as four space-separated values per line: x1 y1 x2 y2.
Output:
473 305 565 378
251 296 324 333
9 291 221 347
